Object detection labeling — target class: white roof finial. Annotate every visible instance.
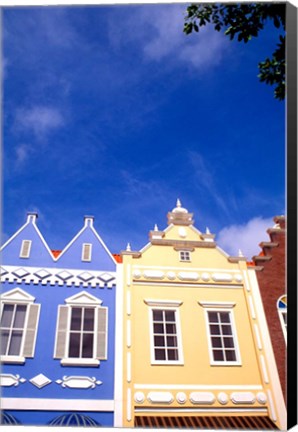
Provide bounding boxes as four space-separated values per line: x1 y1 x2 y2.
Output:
206 227 210 234
176 198 182 208
154 224 159 231
126 243 131 252
238 249 244 257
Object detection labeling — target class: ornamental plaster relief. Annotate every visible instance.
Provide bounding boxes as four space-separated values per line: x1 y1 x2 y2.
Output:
55 375 102 389
0 374 26 387
133 389 266 408
132 267 243 284
1 266 116 288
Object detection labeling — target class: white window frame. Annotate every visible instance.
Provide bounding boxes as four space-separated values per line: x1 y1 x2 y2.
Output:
0 288 40 364
54 292 108 367
81 243 92 262
145 299 184 365
179 250 191 262
19 240 32 258
277 295 287 344
199 301 241 366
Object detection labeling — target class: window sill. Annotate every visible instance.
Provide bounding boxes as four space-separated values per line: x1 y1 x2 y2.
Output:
61 358 100 367
151 361 184 366
1 355 26 364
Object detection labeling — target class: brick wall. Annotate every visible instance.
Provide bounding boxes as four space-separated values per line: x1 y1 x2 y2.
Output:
253 216 286 402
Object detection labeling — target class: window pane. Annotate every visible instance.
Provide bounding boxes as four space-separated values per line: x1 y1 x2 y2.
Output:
222 325 232 335
213 350 224 361
166 323 176 334
8 330 23 355
208 312 218 323
69 333 80 357
168 349 179 360
83 308 94 331
211 337 222 348
70 308 82 331
220 313 230 323
210 324 220 335
14 305 27 328
223 337 234 348
154 335 165 347
155 349 166 360
225 350 236 361
153 323 164 334
167 336 178 347
1 304 14 327
165 310 175 322
153 310 163 321
82 333 93 358
1 330 9 355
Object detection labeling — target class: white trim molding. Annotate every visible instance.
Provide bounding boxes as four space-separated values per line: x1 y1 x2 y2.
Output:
144 299 183 307
1 398 114 411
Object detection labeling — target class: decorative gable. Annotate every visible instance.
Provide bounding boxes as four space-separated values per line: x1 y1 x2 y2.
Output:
65 291 103 306
1 288 35 303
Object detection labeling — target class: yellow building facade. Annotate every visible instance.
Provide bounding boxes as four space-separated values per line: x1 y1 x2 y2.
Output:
114 201 286 429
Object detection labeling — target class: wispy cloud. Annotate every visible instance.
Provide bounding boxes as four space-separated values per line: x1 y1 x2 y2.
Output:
216 216 274 259
109 4 229 72
15 106 65 140
188 150 230 215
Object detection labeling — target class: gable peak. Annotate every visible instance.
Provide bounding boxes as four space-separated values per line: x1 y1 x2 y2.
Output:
26 212 38 223
84 215 94 227
167 199 194 226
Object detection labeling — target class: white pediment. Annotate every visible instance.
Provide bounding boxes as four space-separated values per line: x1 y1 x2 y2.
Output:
1 288 35 303
65 291 102 305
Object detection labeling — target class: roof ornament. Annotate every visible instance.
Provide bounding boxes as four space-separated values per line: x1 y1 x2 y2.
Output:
238 249 244 257
126 243 131 252
154 224 159 231
206 227 210 234
172 199 188 214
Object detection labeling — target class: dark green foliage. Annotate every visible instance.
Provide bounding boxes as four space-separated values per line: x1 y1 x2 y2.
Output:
184 3 285 100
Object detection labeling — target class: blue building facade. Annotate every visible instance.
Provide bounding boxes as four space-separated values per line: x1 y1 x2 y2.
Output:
1 213 117 426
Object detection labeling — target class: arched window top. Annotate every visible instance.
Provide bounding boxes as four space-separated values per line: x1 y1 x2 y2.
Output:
277 295 287 310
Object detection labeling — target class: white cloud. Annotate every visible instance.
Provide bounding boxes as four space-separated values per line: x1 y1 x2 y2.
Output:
109 4 229 72
15 106 65 139
216 216 274 259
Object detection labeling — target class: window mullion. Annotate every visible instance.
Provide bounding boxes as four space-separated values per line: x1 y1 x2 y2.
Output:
80 307 84 359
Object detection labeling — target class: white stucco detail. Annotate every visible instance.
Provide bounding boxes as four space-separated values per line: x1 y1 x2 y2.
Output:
211 273 233 282
147 392 174 404
30 374 52 389
176 392 187 404
217 392 229 405
178 272 199 281
0 374 26 387
1 265 116 288
230 392 256 404
134 392 145 403
190 392 215 404
143 270 165 279
55 376 102 389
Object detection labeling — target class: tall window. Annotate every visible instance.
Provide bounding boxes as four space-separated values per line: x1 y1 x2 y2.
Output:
1 304 27 356
277 295 287 343
54 292 108 366
152 309 179 361
1 289 40 363
69 307 95 358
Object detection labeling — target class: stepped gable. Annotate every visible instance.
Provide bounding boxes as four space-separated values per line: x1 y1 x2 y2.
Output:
55 215 116 271
252 215 286 401
0 212 54 267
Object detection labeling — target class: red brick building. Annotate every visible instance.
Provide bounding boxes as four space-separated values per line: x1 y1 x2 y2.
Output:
252 216 286 403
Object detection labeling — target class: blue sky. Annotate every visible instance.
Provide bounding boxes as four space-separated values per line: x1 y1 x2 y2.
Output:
2 3 285 259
